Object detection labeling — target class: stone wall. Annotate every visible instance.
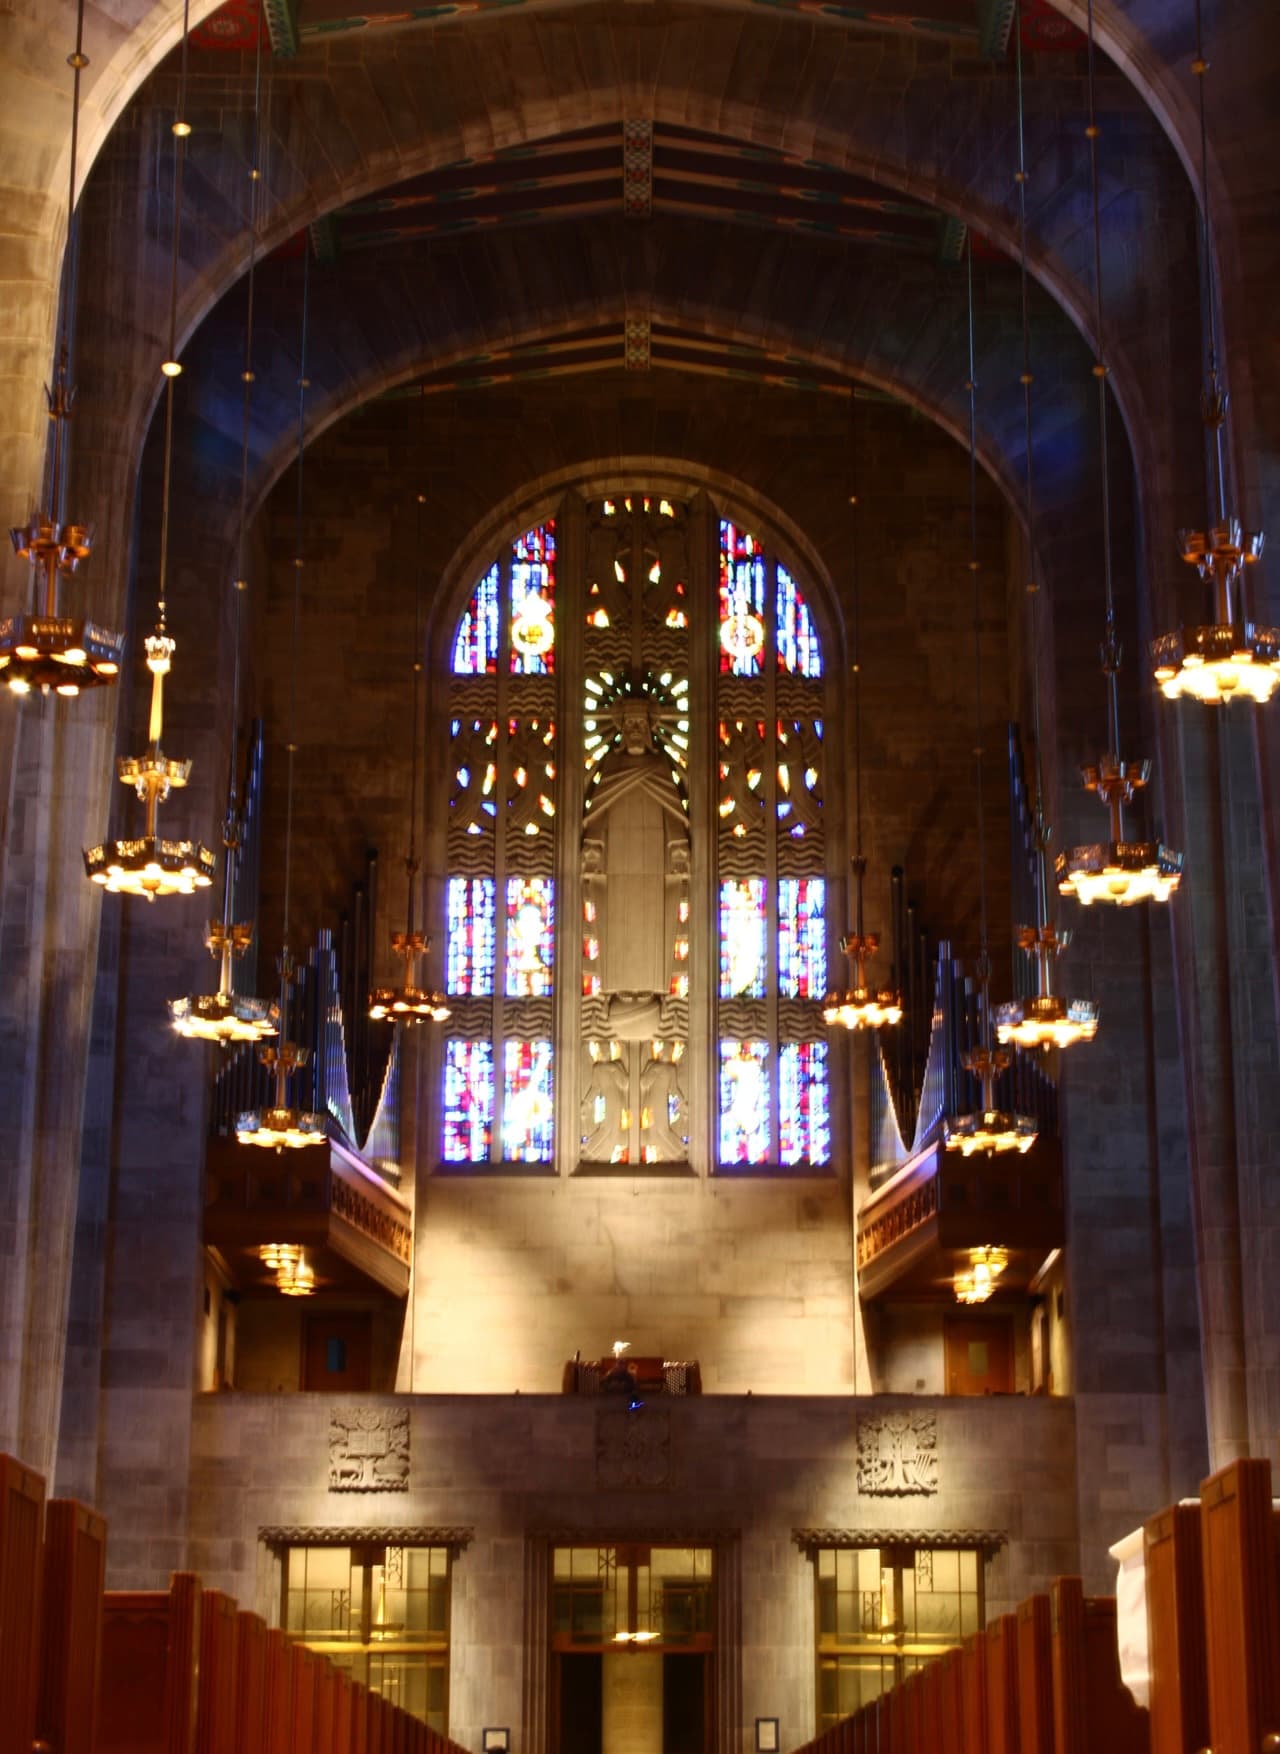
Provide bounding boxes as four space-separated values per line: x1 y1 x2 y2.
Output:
187 1390 1080 1754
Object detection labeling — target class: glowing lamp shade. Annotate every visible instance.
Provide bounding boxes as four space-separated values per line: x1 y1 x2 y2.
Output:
236 1106 326 1151
368 985 452 1024
953 1246 1010 1304
168 991 278 1044
995 993 1099 1051
944 1110 1038 1157
1056 843 1182 907
821 989 903 1031
84 836 216 900
1152 623 1280 704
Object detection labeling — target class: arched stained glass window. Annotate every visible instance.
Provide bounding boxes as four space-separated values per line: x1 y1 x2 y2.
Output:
443 521 558 1165
439 492 831 1175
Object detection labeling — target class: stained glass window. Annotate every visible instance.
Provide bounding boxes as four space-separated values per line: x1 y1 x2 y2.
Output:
503 1040 554 1161
719 880 768 997
505 877 554 997
452 563 500 675
778 878 827 999
446 877 495 996
719 521 766 677
510 523 556 675
777 563 822 678
780 1041 830 1165
442 1040 495 1162
719 1040 771 1164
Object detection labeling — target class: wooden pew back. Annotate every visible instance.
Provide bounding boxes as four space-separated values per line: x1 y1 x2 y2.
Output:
1200 1457 1280 1754
1144 1501 1207 1754
0 1452 44 1754
97 1572 201 1754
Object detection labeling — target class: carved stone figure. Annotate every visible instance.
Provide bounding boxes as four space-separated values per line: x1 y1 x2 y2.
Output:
855 1410 939 1496
329 1407 411 1492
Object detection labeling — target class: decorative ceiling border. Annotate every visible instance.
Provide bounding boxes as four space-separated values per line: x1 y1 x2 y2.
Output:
260 1525 474 1551
792 1528 1007 1554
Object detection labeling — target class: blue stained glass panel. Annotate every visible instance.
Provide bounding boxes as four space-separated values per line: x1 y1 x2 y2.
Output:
776 563 822 677
719 879 767 997
780 1041 831 1165
503 1039 554 1161
510 522 556 675
719 520 766 677
452 563 500 675
505 876 555 997
442 1040 495 1162
719 1040 771 1164
446 876 495 995
778 877 827 998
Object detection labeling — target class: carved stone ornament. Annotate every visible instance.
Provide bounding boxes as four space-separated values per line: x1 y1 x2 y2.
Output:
329 1407 410 1492
596 1406 671 1489
855 1410 939 1496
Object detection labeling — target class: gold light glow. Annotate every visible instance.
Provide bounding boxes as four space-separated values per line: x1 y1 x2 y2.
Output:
720 611 764 665
822 861 902 1032
995 926 1099 1051
1056 753 1182 908
258 1244 316 1296
954 1246 1010 1305
944 1046 1037 1157
237 1103 326 1151
170 990 278 1044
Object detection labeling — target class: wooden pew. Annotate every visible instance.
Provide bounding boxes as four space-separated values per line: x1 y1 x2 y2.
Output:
350 1680 369 1754
36 1496 105 1754
984 1614 1019 1754
1200 1457 1280 1754
1143 1501 1208 1754
960 1632 987 1754
1015 1593 1053 1754
918 1657 943 1752
314 1656 335 1754
0 1452 44 1754
234 1612 268 1754
196 1588 240 1754
263 1627 294 1754
332 1669 353 1754
934 1649 964 1754
97 1571 201 1754
290 1642 317 1754
1049 1576 1148 1754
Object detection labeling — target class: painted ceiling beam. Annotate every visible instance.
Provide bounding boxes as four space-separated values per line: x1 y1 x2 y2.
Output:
294 0 981 47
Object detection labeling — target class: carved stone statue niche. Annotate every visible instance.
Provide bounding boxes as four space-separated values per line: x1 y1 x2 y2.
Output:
581 681 690 1163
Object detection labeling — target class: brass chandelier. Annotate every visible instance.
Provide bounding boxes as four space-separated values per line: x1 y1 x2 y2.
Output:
1057 0 1182 909
995 2 1097 1053
2 0 123 697
822 392 901 1032
84 2 213 901
368 393 450 1027
1151 0 1275 706
954 1246 1009 1305
236 248 325 1152
944 238 1036 1159
171 32 277 1041
259 1243 316 1296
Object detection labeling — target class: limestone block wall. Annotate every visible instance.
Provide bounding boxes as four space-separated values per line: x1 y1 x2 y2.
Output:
187 1391 1080 1754
406 1176 857 1396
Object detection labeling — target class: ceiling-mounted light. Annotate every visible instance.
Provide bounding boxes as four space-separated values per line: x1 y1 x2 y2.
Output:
954 1246 1009 1304
170 31 276 1040
368 408 450 1028
237 247 326 1153
995 17 1099 1052
1151 14 1275 706
944 237 1036 1159
822 393 901 1033
258 1243 316 1295
1 1 123 697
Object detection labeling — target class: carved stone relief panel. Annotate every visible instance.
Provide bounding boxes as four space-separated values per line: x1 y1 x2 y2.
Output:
596 1407 671 1489
329 1407 411 1492
855 1410 939 1496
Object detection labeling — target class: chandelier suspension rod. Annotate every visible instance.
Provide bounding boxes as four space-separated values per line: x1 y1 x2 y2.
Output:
405 385 427 939
282 242 311 995
47 0 88 544
155 0 193 654
849 386 866 941
1085 0 1122 777
965 231 990 1031
1192 0 1227 530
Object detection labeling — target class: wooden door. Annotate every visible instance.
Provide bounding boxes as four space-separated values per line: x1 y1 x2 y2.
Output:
944 1317 1014 1396
303 1313 373 1392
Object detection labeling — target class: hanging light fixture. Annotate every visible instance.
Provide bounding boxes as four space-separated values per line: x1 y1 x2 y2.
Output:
954 1245 1009 1305
170 29 277 1042
83 5 215 900
996 1 1098 1053
1 0 124 697
368 391 450 1026
236 248 325 1152
259 1243 316 1296
1151 0 1276 705
822 391 901 1031
945 237 1037 1160
1057 1 1183 908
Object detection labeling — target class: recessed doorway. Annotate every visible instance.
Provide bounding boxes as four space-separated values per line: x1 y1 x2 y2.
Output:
550 1545 714 1754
